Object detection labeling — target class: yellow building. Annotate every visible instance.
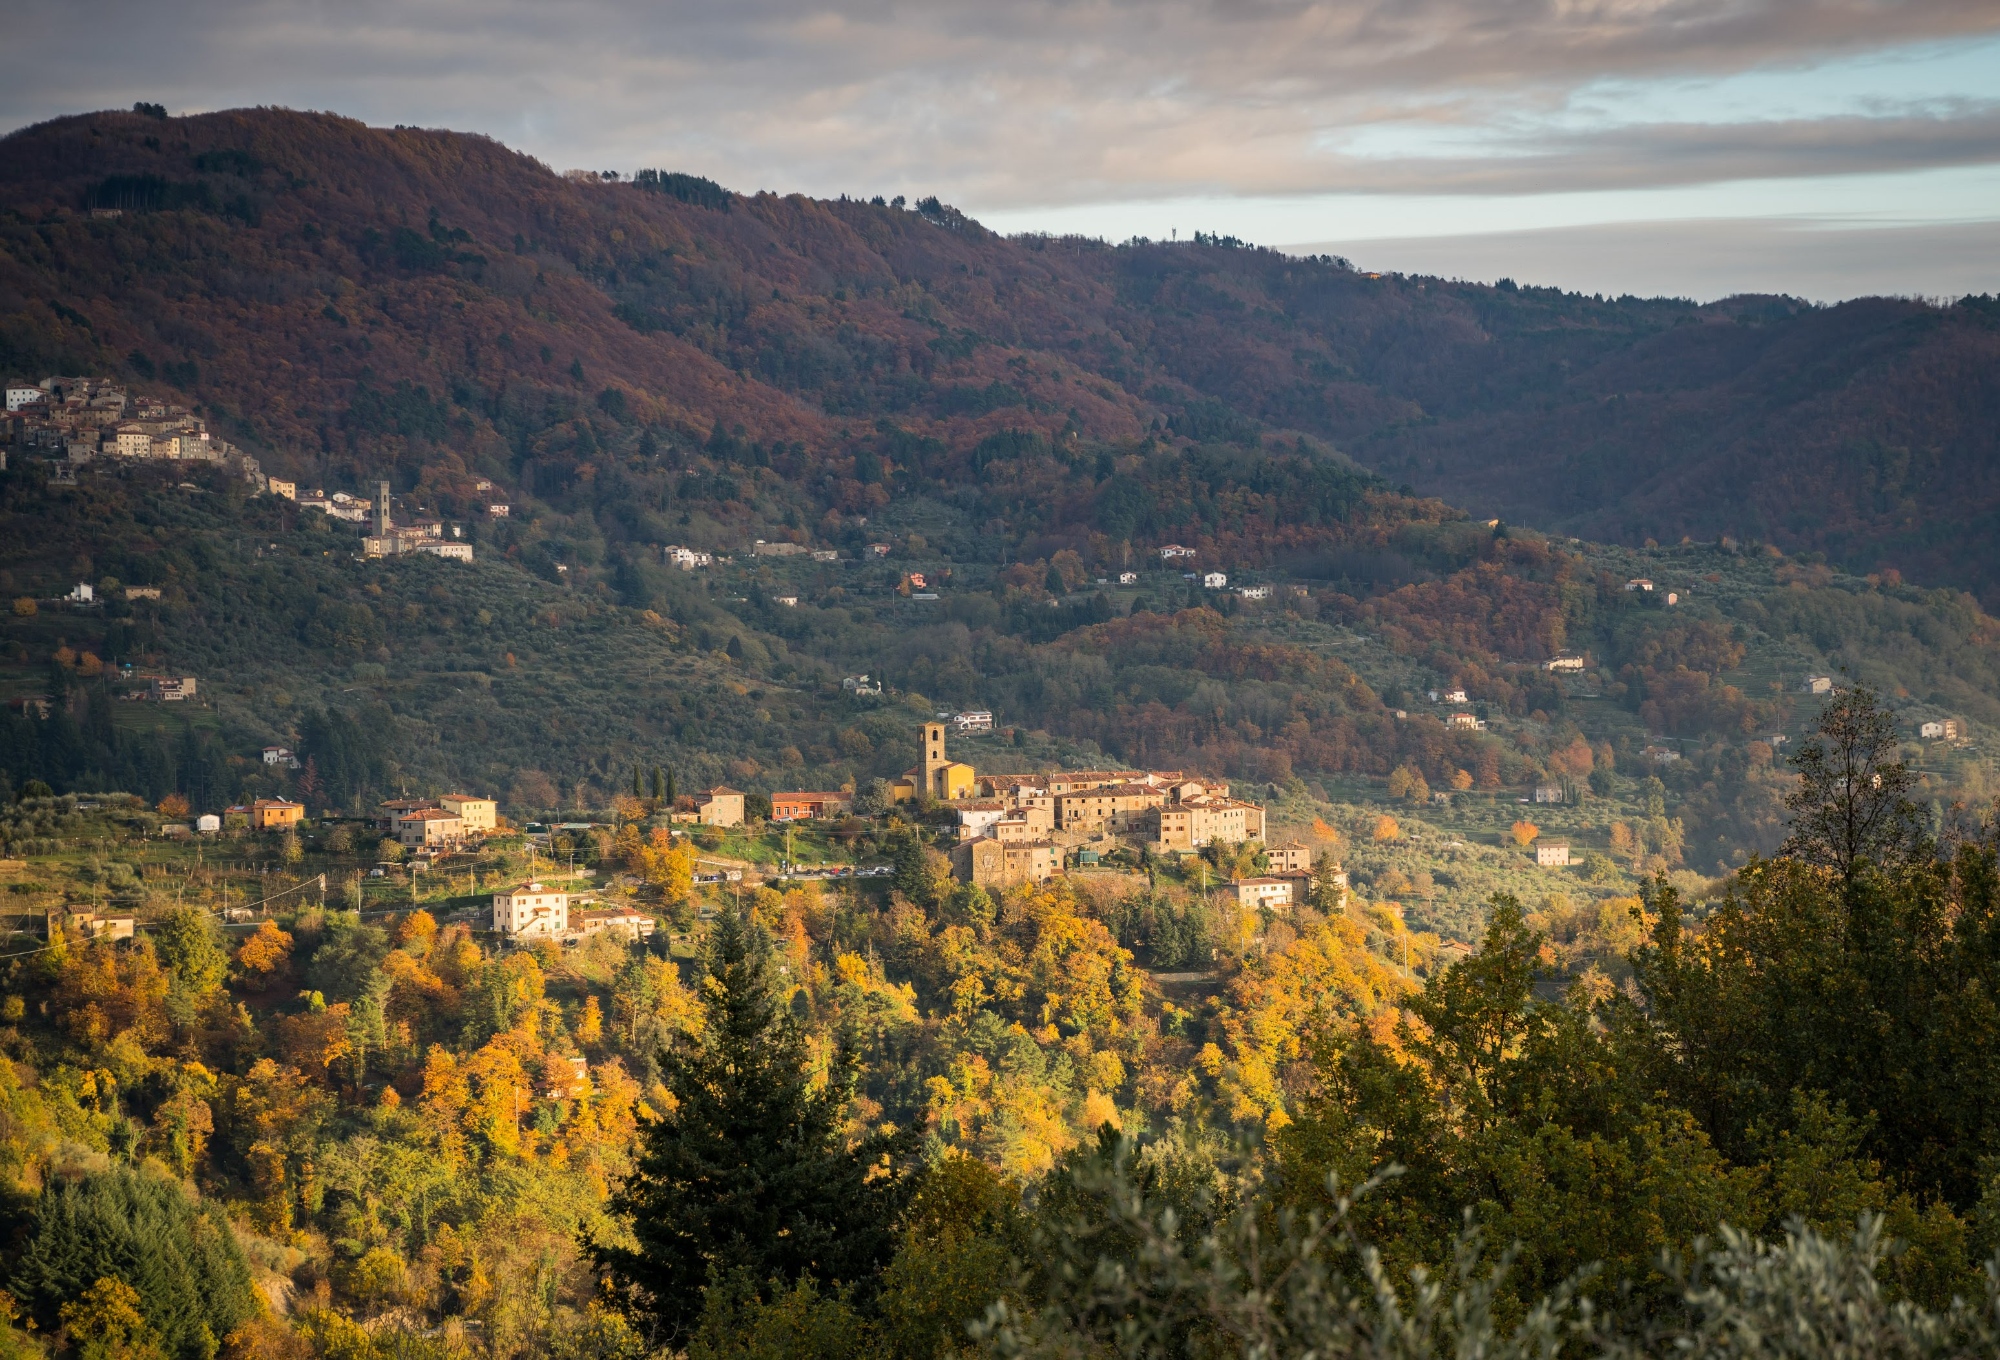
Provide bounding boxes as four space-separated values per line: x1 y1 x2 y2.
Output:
440 794 497 834
250 798 304 830
891 722 977 801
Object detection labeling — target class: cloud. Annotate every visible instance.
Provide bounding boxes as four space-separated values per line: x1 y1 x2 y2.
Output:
3 0 1999 215
1290 215 2000 303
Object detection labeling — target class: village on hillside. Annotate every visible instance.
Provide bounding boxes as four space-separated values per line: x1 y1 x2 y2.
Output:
4 375 475 561
5 375 263 484
866 720 1317 895
38 721 1339 953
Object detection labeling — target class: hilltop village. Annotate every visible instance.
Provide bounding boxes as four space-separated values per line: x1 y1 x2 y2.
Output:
5 374 264 483
5 374 475 560
760 724 1312 904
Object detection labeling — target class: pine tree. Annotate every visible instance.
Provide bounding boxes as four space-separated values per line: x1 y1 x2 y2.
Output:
12 1168 258 1360
595 907 910 1343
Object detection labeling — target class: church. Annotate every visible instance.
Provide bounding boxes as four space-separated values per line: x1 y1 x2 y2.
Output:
888 721 977 802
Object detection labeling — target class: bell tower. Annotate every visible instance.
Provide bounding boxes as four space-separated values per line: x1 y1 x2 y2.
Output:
922 721 949 797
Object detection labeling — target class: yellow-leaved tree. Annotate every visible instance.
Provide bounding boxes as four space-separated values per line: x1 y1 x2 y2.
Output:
1204 911 1413 1127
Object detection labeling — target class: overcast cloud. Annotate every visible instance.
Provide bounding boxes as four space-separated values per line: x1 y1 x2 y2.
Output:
4 0 1998 297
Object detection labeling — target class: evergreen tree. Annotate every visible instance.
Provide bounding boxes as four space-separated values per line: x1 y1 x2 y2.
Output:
11 1168 258 1360
652 766 665 802
1308 852 1346 914
596 907 910 1343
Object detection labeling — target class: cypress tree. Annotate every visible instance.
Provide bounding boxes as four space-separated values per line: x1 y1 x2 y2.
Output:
595 907 910 1343
652 766 665 802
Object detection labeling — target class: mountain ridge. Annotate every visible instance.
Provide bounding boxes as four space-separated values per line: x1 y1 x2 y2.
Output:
1 105 1996 603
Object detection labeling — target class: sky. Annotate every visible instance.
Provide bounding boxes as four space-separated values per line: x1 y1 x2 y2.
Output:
3 1 1998 301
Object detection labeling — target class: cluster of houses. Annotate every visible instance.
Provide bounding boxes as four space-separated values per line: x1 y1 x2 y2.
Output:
372 792 498 848
490 878 655 943
282 480 473 561
155 798 303 837
5 376 268 488
772 722 1310 895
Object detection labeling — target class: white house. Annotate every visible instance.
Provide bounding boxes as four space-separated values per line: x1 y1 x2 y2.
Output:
665 545 713 570
1544 655 1586 673
952 710 994 733
1536 841 1571 867
487 503 511 517
1625 578 1654 592
196 814 221 833
1118 571 1138 584
493 881 570 937
1236 585 1270 601
955 800 1011 841
1202 571 1228 589
1444 687 1469 704
1159 544 1196 560
1801 675 1833 695
1533 783 1563 804
261 746 300 768
65 583 94 603
6 386 45 412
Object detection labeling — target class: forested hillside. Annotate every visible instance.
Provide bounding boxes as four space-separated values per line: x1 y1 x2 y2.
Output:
1 107 1998 599
3 696 2000 1359
8 101 2000 1360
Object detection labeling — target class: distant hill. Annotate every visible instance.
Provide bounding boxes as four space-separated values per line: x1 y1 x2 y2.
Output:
1 107 1997 601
